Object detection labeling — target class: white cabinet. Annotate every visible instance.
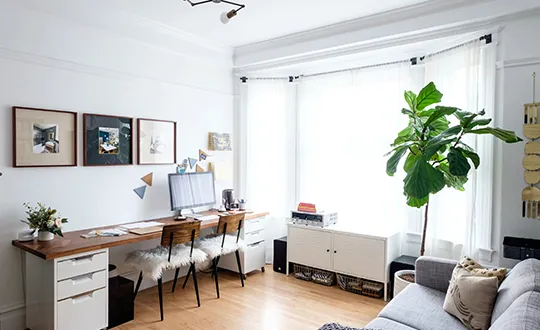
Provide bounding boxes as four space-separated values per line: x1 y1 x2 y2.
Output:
26 249 109 330
219 216 267 276
287 224 400 301
288 226 333 270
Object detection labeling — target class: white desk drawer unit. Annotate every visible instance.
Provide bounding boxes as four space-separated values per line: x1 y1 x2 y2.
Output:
219 216 267 276
57 288 108 330
57 251 107 281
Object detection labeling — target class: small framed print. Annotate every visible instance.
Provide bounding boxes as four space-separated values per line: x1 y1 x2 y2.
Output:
137 118 177 165
83 114 133 166
13 106 77 167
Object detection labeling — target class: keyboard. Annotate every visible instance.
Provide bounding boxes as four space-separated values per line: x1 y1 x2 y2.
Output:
196 215 220 221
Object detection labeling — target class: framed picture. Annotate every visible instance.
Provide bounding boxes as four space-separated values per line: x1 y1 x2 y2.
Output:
83 114 133 166
208 132 232 151
137 118 177 165
12 106 77 167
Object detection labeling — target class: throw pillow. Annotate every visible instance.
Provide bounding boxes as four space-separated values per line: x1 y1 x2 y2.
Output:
443 257 507 330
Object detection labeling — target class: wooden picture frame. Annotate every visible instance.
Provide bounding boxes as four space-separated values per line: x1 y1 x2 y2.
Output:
13 106 77 167
137 118 177 165
83 113 133 166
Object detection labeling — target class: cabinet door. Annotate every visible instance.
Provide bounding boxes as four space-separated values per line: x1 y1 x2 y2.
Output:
288 227 332 270
333 233 385 282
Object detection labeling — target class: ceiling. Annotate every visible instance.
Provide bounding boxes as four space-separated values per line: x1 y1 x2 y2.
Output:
26 0 433 48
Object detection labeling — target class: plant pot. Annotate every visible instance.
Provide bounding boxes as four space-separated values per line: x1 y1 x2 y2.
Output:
38 230 54 241
394 270 415 297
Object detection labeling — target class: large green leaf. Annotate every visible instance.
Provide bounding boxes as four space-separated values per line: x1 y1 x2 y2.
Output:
427 117 450 136
454 109 485 128
416 82 443 111
403 151 417 173
423 136 456 158
404 91 417 111
467 118 492 130
440 125 462 138
448 147 471 176
406 195 429 208
393 125 416 146
423 106 459 128
439 163 468 191
404 156 445 199
456 147 480 169
468 127 523 143
386 147 408 176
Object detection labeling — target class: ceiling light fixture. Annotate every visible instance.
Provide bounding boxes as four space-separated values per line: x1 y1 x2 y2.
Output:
184 0 246 24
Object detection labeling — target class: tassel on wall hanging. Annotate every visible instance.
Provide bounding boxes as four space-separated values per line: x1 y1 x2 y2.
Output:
522 72 540 218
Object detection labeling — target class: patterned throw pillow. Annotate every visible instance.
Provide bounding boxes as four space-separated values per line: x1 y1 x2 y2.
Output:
443 257 507 330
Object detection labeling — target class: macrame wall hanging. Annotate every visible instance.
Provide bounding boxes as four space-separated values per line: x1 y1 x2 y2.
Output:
522 73 540 218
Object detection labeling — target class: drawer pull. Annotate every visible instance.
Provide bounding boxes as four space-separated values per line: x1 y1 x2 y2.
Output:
72 256 93 266
72 274 93 285
248 241 263 247
72 292 94 304
247 230 263 235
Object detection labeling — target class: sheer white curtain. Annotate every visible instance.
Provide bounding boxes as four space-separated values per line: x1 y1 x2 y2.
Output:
237 80 296 262
297 64 414 232
421 40 497 261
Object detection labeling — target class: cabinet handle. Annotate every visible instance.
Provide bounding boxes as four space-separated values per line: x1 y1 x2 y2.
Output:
327 249 330 252
72 256 93 266
334 251 337 253
72 273 93 285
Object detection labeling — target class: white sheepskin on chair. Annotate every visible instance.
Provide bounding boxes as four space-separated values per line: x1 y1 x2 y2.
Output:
125 244 208 281
195 234 245 270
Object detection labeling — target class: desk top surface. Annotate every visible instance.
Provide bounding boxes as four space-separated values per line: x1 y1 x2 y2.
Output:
12 210 269 260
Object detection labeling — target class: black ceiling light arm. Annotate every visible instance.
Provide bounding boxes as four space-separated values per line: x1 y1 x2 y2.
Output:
221 0 245 11
184 0 213 7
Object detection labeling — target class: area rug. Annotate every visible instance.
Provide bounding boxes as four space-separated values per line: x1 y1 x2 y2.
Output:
318 323 379 330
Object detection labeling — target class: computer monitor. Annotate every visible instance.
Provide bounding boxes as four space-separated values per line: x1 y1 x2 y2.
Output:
168 172 216 214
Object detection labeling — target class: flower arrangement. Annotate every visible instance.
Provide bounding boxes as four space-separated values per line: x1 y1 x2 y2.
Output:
21 202 68 237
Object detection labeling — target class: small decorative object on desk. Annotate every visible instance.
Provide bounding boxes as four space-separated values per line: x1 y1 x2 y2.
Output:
238 199 247 211
20 202 68 241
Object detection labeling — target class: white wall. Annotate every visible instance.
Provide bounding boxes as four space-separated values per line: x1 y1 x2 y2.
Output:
0 2 234 329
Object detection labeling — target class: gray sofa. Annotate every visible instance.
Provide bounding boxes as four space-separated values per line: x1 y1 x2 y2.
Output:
365 256 540 330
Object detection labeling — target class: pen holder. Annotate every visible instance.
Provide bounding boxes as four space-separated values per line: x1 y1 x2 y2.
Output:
239 202 247 211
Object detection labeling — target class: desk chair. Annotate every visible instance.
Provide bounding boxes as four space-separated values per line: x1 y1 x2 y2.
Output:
125 222 206 321
183 213 246 298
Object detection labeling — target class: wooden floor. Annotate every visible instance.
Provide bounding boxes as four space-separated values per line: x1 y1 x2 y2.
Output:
116 266 386 330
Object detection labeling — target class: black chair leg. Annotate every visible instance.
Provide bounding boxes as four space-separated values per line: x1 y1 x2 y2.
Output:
172 268 180 293
134 271 143 299
191 263 201 307
157 277 164 321
235 250 245 287
182 264 193 289
212 258 220 299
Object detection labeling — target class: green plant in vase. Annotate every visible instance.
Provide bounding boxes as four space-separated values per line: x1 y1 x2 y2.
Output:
21 202 68 241
385 82 522 256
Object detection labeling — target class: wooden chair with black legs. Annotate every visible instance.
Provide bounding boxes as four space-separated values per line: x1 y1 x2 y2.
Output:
125 221 207 321
184 213 246 299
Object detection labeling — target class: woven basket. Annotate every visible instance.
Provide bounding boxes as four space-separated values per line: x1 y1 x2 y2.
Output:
293 264 313 281
312 268 336 286
337 274 363 295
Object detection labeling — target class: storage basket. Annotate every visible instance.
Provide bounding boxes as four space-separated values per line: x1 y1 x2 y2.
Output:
293 264 313 281
312 268 336 286
361 279 384 299
337 274 363 295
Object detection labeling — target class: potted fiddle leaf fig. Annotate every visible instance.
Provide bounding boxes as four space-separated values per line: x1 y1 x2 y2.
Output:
386 82 522 258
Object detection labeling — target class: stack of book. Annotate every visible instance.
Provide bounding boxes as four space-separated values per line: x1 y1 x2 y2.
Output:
297 202 317 213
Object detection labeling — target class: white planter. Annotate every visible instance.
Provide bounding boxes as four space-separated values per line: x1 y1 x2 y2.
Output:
38 231 54 241
394 270 415 297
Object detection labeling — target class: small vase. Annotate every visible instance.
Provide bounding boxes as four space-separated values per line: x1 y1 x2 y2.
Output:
38 230 54 241
394 270 415 297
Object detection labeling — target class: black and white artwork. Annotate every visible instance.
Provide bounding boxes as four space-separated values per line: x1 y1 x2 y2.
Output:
137 118 176 165
84 114 133 166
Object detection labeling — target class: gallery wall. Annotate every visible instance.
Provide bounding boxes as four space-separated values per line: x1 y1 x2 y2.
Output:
0 2 234 329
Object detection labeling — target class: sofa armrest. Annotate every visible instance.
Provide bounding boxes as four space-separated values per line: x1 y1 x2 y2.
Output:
415 256 457 293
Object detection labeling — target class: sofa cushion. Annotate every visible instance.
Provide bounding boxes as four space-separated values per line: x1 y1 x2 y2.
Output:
365 317 417 330
443 257 504 330
492 258 540 324
379 284 467 330
490 291 540 330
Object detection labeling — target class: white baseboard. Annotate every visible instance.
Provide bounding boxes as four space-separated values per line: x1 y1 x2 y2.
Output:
0 303 25 330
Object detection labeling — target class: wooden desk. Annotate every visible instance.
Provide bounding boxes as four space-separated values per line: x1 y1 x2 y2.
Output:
12 210 269 260
12 210 269 330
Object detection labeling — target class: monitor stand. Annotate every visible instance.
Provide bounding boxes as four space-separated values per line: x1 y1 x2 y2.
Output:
174 209 203 221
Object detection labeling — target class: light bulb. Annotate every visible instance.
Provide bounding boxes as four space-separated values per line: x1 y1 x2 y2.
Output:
220 9 237 24
220 12 230 24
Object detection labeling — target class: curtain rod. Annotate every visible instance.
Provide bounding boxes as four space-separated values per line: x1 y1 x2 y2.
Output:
240 34 492 83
